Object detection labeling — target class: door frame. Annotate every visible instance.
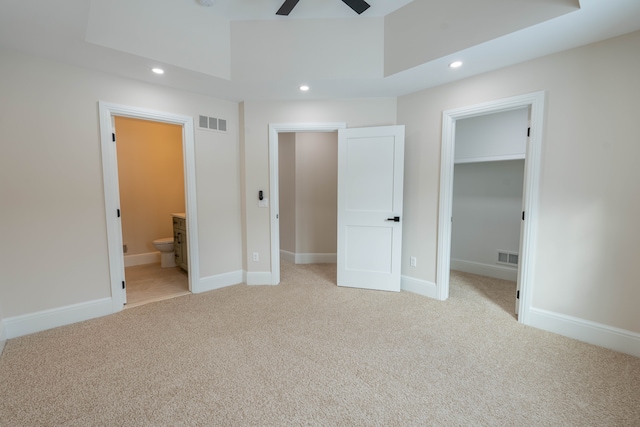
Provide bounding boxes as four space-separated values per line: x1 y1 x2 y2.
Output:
98 101 200 312
268 123 347 285
436 91 545 325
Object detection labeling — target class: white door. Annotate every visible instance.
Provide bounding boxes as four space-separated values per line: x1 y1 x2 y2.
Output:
337 125 405 292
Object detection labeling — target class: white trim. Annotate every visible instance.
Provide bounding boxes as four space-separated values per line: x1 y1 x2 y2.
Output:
268 123 347 286
123 252 160 267
246 271 274 286
436 91 545 325
280 250 296 263
401 276 438 299
98 101 200 312
197 270 243 293
4 298 112 339
529 308 640 358
455 153 525 164
450 259 518 282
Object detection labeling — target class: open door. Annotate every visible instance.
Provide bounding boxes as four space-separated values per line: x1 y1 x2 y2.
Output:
337 125 405 292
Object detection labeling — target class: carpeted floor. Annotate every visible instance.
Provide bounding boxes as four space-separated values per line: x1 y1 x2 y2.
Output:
0 262 638 426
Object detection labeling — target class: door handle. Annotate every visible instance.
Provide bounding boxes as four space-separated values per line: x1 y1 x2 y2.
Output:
386 216 400 222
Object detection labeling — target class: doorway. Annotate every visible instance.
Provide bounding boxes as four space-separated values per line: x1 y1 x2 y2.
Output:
268 123 405 291
114 116 189 307
436 91 545 325
450 107 528 316
98 102 200 312
268 123 346 285
278 132 339 266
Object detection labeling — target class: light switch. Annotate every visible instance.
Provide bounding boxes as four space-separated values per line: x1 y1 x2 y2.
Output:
259 197 269 208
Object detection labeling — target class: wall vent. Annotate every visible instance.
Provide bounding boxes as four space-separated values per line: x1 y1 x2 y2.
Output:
497 250 518 267
198 115 227 133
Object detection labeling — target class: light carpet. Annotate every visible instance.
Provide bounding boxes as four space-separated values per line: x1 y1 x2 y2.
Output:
1 262 638 426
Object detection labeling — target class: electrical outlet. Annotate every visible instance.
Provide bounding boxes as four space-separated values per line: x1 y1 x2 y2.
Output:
410 256 417 267
252 252 259 262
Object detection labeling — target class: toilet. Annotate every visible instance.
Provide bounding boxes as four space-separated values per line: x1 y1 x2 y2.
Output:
153 237 176 268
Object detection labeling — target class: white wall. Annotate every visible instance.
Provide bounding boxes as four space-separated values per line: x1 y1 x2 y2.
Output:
455 107 528 163
241 99 397 277
0 47 243 320
397 30 640 334
451 160 524 280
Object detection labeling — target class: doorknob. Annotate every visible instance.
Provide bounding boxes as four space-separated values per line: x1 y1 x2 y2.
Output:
386 216 400 222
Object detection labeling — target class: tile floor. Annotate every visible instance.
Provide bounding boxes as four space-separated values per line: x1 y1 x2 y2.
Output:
125 263 190 308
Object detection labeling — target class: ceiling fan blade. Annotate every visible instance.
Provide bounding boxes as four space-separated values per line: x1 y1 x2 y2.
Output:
276 0 301 16
342 0 370 14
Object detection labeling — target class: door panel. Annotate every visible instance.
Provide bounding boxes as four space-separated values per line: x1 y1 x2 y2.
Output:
337 125 405 292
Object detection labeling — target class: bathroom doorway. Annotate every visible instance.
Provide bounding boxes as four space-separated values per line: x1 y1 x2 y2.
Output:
98 101 200 312
114 116 190 307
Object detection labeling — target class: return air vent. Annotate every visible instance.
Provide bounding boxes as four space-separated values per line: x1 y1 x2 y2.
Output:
497 250 518 267
198 115 227 133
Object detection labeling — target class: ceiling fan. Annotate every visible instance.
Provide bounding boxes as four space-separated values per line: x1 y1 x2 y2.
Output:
276 0 371 16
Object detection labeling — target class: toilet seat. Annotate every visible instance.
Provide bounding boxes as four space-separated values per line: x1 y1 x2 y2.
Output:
154 237 174 245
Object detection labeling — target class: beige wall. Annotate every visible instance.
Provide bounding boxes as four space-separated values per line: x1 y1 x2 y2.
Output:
241 99 397 273
115 117 185 255
397 30 640 333
295 132 338 254
278 132 338 256
0 47 242 318
278 133 296 253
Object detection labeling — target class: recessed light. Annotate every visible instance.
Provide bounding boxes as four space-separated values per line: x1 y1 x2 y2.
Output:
151 68 164 75
449 61 463 69
299 85 310 92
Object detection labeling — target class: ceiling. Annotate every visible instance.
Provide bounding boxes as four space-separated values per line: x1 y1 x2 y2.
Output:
1 0 640 102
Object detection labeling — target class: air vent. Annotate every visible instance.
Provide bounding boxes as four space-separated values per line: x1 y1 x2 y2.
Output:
497 250 518 267
198 115 227 133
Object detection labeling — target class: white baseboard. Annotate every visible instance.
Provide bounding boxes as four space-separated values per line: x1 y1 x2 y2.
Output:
196 270 243 294
4 298 113 339
451 258 517 281
280 250 295 263
280 250 337 264
124 252 160 267
529 307 640 358
295 253 337 264
246 271 274 286
0 318 6 355
401 275 439 300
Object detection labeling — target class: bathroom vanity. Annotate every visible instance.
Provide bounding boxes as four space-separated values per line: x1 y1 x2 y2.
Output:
172 213 188 272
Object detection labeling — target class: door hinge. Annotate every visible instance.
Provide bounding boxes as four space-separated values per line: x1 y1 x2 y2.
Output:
122 281 126 290
112 133 116 142
527 127 530 137
517 290 520 299
117 209 121 218
522 211 525 221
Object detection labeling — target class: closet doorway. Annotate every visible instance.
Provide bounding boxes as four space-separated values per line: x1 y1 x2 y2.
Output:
436 91 545 325
450 108 528 316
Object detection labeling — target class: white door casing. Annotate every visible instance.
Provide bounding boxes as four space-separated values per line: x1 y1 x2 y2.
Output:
337 126 405 292
437 91 545 325
98 101 199 311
